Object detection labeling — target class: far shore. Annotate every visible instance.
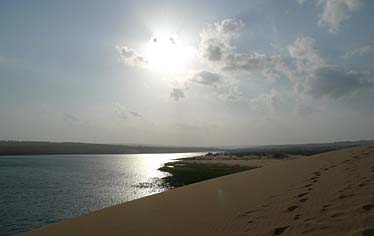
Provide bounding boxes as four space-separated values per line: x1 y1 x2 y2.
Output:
21 145 374 236
0 141 215 156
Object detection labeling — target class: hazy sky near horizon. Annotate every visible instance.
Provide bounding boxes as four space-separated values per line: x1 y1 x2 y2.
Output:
0 0 373 146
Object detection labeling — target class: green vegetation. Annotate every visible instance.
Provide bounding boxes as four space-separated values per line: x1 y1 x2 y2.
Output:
159 162 255 187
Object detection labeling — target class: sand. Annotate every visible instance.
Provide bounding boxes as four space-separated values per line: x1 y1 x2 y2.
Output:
22 145 374 236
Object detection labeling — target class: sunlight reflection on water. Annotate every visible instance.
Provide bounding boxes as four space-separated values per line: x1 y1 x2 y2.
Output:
0 152 206 236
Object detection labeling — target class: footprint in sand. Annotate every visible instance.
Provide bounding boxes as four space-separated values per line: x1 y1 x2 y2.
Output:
321 203 331 212
303 217 316 222
297 193 308 198
294 214 301 220
330 212 344 218
238 210 256 217
299 198 308 203
313 171 321 176
286 205 298 212
338 194 352 199
343 184 352 190
273 226 289 235
362 204 374 211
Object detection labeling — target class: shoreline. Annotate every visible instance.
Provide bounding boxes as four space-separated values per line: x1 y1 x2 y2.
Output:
21 145 374 236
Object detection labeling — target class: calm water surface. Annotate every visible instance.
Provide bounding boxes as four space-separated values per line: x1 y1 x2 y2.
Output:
0 152 205 236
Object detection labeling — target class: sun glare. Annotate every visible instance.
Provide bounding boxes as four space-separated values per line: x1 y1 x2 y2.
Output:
144 31 194 74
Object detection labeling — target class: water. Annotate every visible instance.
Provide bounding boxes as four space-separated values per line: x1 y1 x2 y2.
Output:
0 152 205 236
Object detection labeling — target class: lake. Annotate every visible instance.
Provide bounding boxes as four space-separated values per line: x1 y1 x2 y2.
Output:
0 152 206 236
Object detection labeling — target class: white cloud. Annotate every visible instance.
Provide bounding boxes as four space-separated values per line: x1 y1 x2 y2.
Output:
279 36 374 100
199 18 244 62
118 17 373 116
199 18 279 80
343 44 374 59
317 0 365 33
287 36 325 83
217 85 243 101
119 19 280 104
117 46 148 67
297 0 366 33
288 36 324 67
175 22 374 105
276 36 325 94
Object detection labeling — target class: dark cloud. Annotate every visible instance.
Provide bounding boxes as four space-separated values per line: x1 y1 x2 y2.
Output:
192 71 222 86
205 44 224 61
307 66 374 99
171 70 242 102
282 37 374 100
170 88 185 101
130 111 142 118
223 53 277 75
115 103 142 119
63 113 79 123
117 46 147 67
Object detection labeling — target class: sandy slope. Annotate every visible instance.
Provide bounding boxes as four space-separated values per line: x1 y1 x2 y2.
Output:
22 145 374 236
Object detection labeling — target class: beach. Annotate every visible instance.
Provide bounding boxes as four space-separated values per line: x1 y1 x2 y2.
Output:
22 145 374 236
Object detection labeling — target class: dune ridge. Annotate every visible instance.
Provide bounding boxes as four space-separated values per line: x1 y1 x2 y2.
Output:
22 145 374 236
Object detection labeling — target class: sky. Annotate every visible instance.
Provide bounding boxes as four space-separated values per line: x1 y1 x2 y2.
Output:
0 0 373 146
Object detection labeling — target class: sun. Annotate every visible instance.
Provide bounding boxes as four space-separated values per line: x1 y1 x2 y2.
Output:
144 31 194 74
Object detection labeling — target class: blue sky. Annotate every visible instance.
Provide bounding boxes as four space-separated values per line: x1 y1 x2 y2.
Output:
0 0 373 146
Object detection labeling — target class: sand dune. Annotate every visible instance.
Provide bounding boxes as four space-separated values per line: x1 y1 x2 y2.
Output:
22 145 374 236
